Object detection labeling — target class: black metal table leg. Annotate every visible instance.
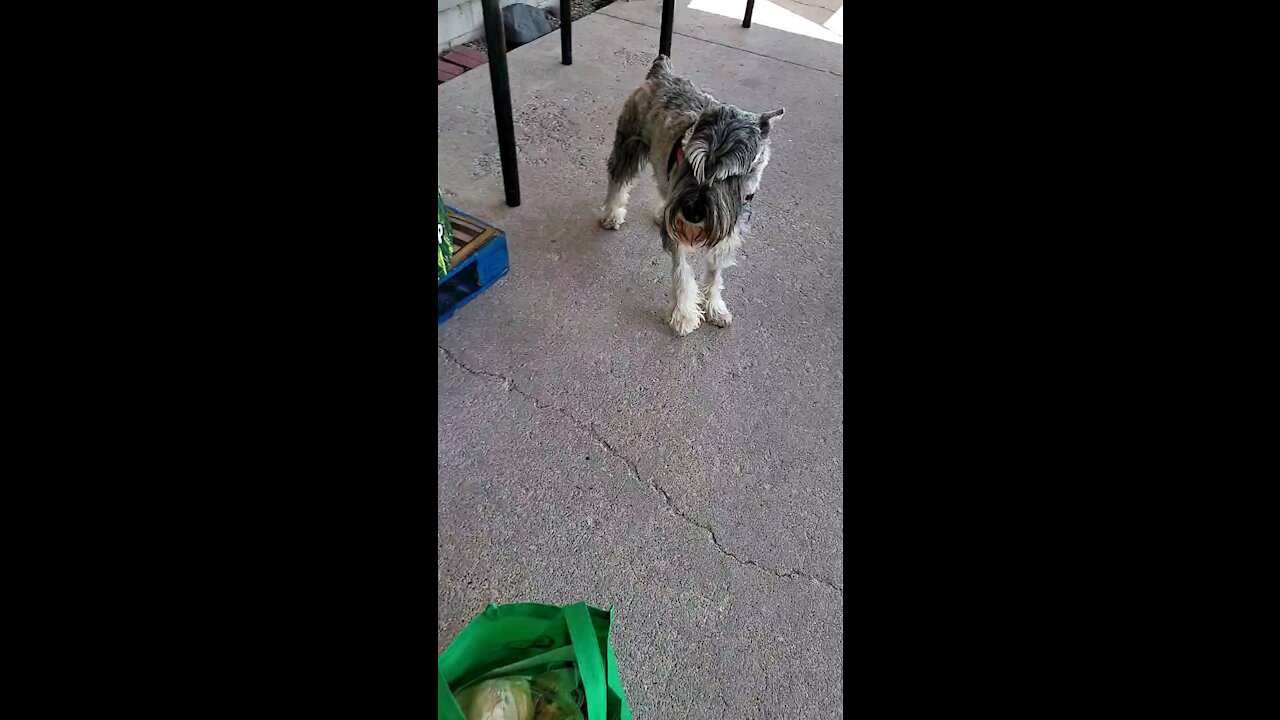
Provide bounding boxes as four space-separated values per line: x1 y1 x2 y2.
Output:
743 0 755 28
660 0 675 57
561 0 572 64
480 0 520 207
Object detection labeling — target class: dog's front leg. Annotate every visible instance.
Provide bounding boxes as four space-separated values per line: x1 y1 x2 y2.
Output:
702 234 738 327
668 241 703 336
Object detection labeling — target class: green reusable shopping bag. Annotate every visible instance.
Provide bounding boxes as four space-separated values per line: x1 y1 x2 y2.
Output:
438 602 633 720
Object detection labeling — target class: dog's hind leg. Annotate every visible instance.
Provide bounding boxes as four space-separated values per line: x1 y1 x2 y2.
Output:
599 100 649 230
702 233 740 327
600 133 647 229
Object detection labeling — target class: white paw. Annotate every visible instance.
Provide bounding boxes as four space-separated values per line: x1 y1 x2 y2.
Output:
652 209 663 226
669 305 702 336
599 206 627 229
704 299 733 327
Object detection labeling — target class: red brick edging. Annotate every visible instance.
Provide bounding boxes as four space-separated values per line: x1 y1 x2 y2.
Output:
438 46 488 85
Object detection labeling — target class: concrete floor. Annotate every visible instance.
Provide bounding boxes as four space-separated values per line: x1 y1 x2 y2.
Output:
438 2 843 717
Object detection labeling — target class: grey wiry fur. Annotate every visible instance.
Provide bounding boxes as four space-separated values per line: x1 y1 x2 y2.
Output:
599 55 785 336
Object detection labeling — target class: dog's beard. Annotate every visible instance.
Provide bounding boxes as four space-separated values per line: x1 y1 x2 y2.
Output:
666 209 722 247
673 216 705 245
665 172 744 247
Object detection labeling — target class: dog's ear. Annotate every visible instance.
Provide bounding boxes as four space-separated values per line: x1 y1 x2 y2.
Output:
759 107 785 138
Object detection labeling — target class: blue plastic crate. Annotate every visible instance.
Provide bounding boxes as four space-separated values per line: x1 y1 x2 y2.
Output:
438 207 510 326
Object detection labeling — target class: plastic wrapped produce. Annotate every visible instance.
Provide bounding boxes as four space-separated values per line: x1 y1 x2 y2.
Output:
453 678 534 720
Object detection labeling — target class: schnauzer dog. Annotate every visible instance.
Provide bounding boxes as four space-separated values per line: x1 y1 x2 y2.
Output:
599 55 784 336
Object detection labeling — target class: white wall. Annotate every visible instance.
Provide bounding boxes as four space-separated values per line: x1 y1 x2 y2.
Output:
438 0 558 54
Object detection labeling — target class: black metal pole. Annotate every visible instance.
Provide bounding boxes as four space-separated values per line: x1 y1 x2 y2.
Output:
561 0 572 65
660 0 675 57
481 0 520 207
743 0 755 28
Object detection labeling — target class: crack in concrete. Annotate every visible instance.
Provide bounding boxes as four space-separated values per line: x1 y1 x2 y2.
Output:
782 0 839 11
596 11 843 77
438 345 844 594
438 344 641 479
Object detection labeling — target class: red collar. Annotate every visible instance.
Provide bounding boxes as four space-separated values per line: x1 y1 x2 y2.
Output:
667 142 683 175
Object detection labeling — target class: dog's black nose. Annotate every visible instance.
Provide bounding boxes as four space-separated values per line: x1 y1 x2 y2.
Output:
681 200 704 224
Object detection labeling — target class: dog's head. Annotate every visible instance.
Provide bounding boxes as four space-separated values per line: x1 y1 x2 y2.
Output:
666 105 785 246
